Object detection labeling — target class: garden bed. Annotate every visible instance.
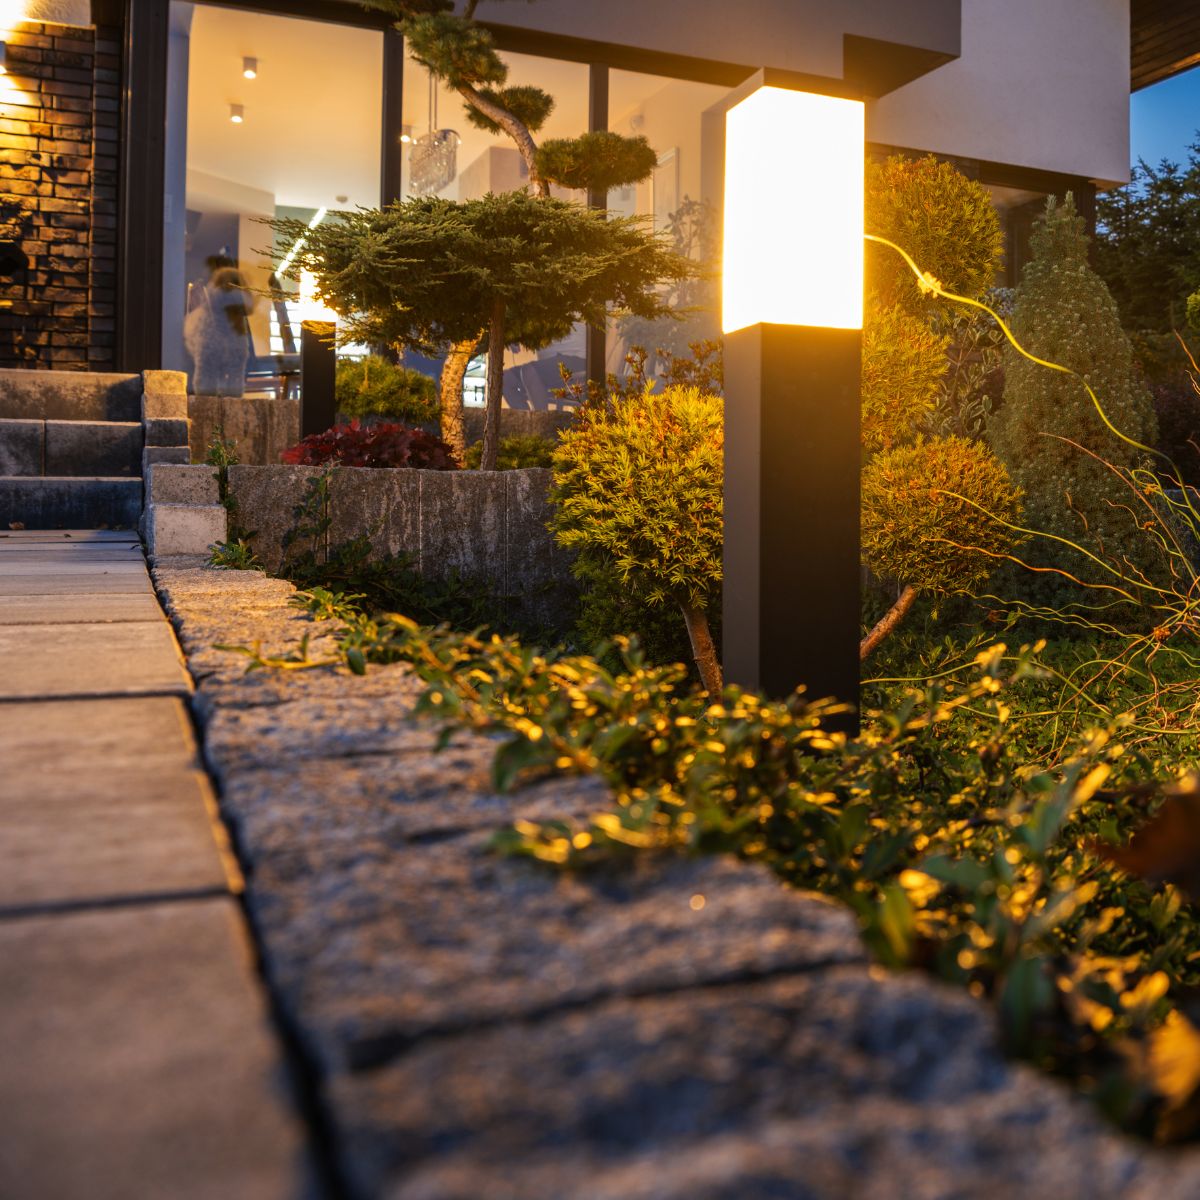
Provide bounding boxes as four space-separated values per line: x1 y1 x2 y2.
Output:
150 555 1200 1200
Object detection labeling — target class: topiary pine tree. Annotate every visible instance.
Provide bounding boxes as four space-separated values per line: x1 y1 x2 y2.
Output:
987 195 1159 601
550 384 724 693
273 193 692 469
362 0 656 198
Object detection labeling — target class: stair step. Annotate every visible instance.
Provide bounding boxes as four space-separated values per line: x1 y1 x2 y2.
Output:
45 420 143 477
0 477 143 531
0 369 142 422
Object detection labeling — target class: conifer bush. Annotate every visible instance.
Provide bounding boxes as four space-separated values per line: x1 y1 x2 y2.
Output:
865 154 1006 313
860 437 1024 656
549 385 723 692
860 155 1019 655
335 355 438 423
987 196 1160 600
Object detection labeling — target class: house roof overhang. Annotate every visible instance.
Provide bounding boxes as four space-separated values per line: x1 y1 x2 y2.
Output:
1132 0 1200 90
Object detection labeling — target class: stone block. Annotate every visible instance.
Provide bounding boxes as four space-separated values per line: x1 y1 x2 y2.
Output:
141 390 188 421
0 418 44 476
0 368 141 421
504 467 576 629
0 899 309 1200
142 445 190 471
0 476 142 530
45 419 141 476
147 464 219 506
246 838 865 1073
226 464 328 573
332 967 1164 1200
146 504 227 558
418 469 505 589
328 466 420 561
189 395 300 466
141 369 186 395
143 417 189 448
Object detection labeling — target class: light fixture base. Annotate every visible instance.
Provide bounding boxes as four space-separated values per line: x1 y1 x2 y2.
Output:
722 322 862 725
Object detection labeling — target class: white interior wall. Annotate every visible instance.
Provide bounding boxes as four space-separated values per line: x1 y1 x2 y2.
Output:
868 0 1131 187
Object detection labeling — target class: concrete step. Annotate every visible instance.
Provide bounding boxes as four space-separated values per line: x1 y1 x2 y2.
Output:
0 477 142 530
1 418 144 479
0 369 142 422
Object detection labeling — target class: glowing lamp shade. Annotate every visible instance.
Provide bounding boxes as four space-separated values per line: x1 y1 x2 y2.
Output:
296 269 338 324
722 87 864 334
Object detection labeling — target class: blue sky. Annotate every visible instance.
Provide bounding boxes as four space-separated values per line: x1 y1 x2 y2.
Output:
1130 64 1200 169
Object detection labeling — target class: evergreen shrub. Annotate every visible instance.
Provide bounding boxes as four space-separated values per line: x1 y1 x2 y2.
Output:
549 384 723 690
335 356 438 424
987 197 1160 595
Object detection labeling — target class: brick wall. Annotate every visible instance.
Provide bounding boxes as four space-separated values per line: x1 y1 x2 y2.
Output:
0 19 120 371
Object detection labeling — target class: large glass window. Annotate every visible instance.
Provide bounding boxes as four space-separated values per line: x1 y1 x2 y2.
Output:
401 47 589 410
606 70 727 380
163 3 381 396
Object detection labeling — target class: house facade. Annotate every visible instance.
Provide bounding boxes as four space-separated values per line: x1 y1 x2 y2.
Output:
0 0 1195 391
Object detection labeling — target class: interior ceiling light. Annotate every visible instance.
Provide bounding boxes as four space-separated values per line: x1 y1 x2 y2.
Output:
242 56 257 79
399 124 413 144
229 103 244 124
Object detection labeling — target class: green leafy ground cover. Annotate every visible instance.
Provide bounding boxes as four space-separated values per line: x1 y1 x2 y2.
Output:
227 589 1200 1144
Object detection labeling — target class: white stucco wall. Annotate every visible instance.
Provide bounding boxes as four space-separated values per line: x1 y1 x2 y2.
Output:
867 0 1130 186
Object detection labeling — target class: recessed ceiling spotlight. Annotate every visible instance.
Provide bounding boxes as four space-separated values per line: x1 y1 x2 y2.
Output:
229 103 244 124
242 56 257 79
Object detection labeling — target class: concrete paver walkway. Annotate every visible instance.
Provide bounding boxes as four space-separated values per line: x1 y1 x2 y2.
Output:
0 530 310 1199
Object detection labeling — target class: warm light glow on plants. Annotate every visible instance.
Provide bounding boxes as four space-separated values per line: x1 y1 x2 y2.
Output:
722 87 864 333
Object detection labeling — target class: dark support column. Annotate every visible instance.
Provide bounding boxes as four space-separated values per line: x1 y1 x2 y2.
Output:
381 28 405 206
723 323 861 725
300 322 337 438
116 0 168 372
585 62 609 386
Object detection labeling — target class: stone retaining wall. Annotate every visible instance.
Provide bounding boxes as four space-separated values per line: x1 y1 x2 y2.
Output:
226 464 575 630
150 557 1200 1200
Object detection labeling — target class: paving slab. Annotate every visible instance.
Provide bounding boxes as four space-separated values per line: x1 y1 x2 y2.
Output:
0 570 154 595
0 557 148 575
0 766 230 910
0 898 311 1200
0 529 141 543
0 546 145 562
0 591 165 623
0 620 190 699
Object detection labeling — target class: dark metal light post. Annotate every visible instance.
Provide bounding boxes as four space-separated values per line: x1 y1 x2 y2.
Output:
718 71 864 726
297 271 338 438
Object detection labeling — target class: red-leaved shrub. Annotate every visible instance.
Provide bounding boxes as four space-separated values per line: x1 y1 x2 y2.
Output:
281 420 459 469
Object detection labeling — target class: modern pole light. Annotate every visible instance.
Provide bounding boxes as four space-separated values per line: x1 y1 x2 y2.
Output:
297 269 338 438
718 70 864 727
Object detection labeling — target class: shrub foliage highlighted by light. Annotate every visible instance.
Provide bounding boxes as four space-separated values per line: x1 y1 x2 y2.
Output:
549 384 723 692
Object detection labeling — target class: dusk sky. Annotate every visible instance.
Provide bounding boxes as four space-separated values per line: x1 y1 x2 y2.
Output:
1130 63 1200 170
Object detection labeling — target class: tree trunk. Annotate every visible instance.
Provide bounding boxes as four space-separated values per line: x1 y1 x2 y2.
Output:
480 299 505 471
439 335 477 463
457 83 549 197
680 600 723 695
859 584 918 662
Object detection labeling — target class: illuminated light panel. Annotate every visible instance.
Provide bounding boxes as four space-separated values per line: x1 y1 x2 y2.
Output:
296 268 338 324
722 87 864 334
